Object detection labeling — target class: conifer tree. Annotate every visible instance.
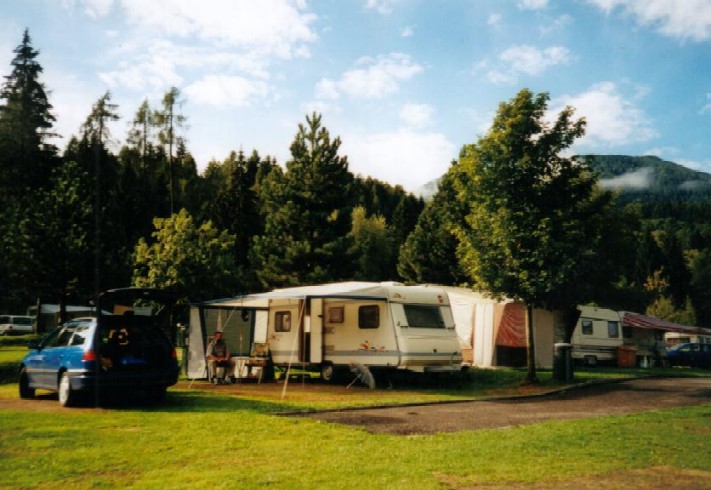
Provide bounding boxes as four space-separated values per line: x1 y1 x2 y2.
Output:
0 28 57 194
251 113 355 288
154 87 186 215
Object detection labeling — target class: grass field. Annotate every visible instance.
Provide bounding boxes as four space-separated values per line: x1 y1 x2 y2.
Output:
2 341 711 489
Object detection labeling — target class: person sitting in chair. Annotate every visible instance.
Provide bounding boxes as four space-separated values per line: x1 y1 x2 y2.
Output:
206 331 235 384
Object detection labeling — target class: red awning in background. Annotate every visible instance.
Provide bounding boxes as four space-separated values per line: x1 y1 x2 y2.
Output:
621 311 709 334
496 303 527 348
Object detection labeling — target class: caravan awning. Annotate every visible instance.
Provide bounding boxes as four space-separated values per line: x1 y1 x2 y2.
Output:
621 312 709 334
195 282 448 308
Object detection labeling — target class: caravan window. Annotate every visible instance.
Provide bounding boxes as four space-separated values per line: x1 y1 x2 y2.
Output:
403 305 445 328
581 319 593 335
358 305 379 329
275 311 291 332
327 306 344 324
608 321 620 338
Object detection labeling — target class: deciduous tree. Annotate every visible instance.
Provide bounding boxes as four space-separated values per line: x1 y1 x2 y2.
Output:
453 89 613 384
132 209 238 303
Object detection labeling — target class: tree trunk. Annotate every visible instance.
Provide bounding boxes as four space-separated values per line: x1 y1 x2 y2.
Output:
553 305 580 344
523 304 538 385
552 305 580 383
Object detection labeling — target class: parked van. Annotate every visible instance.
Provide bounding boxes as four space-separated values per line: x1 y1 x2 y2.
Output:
571 306 623 365
0 315 34 335
665 331 711 348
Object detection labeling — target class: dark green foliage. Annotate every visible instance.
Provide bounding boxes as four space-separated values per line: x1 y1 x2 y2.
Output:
453 89 616 383
132 209 239 303
0 29 58 196
250 113 357 288
348 207 397 281
2 161 93 310
397 170 467 285
586 155 711 326
202 150 277 292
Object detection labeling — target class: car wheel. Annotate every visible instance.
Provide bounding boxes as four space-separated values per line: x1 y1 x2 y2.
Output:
58 372 77 407
19 368 35 399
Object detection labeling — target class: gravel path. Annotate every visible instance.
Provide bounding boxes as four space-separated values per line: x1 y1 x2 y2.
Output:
293 377 711 434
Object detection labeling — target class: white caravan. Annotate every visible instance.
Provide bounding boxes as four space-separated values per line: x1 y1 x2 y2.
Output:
186 282 463 381
571 306 623 365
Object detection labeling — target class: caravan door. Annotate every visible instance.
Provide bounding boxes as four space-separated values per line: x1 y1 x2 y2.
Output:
309 298 323 363
266 299 303 366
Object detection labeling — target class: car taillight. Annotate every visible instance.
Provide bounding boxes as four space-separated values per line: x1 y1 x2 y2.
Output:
82 349 96 361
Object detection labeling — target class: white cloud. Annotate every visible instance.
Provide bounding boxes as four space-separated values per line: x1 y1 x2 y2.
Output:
599 167 654 190
365 0 395 15
487 14 502 27
401 26 414 37
399 103 434 128
73 0 317 95
343 129 456 191
552 82 658 148
518 0 548 10
501 45 571 75
702 93 711 114
485 45 571 84
587 0 711 41
316 53 423 100
98 41 184 91
118 0 317 58
540 14 573 35
81 0 114 19
185 75 269 108
98 38 277 94
315 79 341 100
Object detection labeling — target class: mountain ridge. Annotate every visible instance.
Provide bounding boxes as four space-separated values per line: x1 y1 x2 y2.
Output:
415 155 711 200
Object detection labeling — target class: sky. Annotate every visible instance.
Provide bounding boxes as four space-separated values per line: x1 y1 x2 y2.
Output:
1 0 711 193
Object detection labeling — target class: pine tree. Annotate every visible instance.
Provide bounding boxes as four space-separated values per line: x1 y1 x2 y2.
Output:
154 87 186 215
0 28 57 194
251 113 355 288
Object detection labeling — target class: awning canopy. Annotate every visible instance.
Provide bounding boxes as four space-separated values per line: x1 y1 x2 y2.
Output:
196 281 450 308
621 311 710 334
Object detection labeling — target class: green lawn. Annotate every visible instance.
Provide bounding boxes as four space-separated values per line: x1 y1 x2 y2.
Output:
1 386 710 489
2 342 711 489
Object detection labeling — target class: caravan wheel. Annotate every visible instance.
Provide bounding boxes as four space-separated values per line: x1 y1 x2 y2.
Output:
320 363 336 383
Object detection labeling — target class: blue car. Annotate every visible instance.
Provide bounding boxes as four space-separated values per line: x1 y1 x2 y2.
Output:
18 288 180 406
666 342 711 369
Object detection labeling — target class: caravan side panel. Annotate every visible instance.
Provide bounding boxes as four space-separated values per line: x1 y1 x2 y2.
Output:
572 306 622 364
321 299 400 368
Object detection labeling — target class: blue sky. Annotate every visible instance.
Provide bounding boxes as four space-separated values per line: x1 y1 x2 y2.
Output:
2 0 711 192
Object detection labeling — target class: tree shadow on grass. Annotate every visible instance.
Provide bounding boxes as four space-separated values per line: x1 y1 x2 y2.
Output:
98 389 304 414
